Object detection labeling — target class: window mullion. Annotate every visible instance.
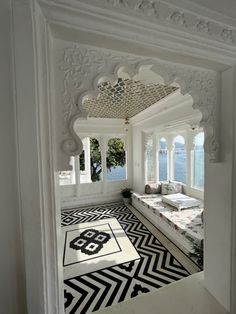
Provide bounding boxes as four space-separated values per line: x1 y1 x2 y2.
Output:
74 155 80 197
152 133 157 183
101 136 108 194
186 133 193 188
156 135 160 182
167 136 174 181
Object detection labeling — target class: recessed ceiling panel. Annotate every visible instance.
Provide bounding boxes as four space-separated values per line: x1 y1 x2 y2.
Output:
83 78 178 119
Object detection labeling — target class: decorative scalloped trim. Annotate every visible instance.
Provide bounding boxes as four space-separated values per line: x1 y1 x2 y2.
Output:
59 44 219 162
97 0 236 45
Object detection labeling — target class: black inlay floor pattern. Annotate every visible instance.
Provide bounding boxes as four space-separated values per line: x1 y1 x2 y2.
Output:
62 202 191 314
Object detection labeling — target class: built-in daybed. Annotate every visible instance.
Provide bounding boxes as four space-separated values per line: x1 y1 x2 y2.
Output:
131 181 204 254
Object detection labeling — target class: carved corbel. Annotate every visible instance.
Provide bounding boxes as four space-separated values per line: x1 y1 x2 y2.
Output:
189 92 220 163
199 107 219 163
61 107 88 157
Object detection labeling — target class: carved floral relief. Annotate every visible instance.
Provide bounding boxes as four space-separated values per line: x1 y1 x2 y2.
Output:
99 0 235 45
196 20 209 33
59 43 219 161
136 0 159 17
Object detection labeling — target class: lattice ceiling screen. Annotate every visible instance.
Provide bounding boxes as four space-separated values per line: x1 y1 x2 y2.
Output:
83 78 178 119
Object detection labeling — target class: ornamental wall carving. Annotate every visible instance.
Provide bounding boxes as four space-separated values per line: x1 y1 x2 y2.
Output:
57 42 219 163
75 0 236 45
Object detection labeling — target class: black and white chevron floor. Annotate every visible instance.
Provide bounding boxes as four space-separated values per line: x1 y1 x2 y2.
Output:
62 202 192 314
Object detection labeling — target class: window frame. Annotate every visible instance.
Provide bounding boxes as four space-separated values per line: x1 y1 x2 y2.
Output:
191 131 205 191
158 136 168 182
172 134 187 184
106 136 127 182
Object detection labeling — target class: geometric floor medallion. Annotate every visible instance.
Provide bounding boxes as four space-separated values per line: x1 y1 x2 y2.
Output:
61 202 192 314
63 218 140 279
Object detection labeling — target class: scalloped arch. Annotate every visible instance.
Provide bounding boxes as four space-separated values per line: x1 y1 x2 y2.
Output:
76 62 199 119
62 58 219 163
93 73 117 89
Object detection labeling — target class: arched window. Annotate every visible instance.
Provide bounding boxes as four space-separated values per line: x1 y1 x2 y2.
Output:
106 138 126 181
80 137 102 183
193 132 204 188
159 137 168 181
173 135 187 184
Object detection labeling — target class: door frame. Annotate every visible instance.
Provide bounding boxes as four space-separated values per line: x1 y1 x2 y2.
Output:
12 0 236 313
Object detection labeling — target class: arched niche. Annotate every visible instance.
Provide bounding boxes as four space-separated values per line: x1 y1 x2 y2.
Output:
60 54 219 168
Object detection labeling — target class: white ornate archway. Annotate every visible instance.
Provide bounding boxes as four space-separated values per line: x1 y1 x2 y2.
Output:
13 1 236 314
59 45 219 165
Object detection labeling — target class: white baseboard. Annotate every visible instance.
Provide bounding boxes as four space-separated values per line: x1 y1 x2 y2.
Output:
61 193 122 210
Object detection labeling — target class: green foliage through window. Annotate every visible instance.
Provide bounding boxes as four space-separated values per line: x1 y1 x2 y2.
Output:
90 138 102 182
106 138 126 171
79 137 126 182
106 138 126 181
79 151 85 171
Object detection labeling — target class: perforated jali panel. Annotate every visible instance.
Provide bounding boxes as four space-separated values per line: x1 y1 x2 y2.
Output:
83 78 178 119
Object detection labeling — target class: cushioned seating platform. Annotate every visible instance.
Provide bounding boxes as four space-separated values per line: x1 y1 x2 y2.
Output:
132 192 204 252
162 193 201 211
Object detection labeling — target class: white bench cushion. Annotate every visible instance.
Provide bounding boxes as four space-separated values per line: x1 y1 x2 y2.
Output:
162 193 201 210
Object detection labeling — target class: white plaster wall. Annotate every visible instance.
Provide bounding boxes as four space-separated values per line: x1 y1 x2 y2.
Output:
0 0 25 313
12 1 64 313
204 68 234 311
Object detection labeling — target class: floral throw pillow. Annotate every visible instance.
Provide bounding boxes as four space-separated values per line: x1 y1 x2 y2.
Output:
169 181 183 193
161 182 181 195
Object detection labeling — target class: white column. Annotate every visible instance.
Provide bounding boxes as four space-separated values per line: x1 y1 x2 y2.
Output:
123 136 128 180
74 155 80 197
186 130 195 189
84 137 91 183
143 133 148 184
167 135 174 181
156 135 160 182
144 133 154 183
153 133 157 183
141 131 147 188
101 136 108 194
